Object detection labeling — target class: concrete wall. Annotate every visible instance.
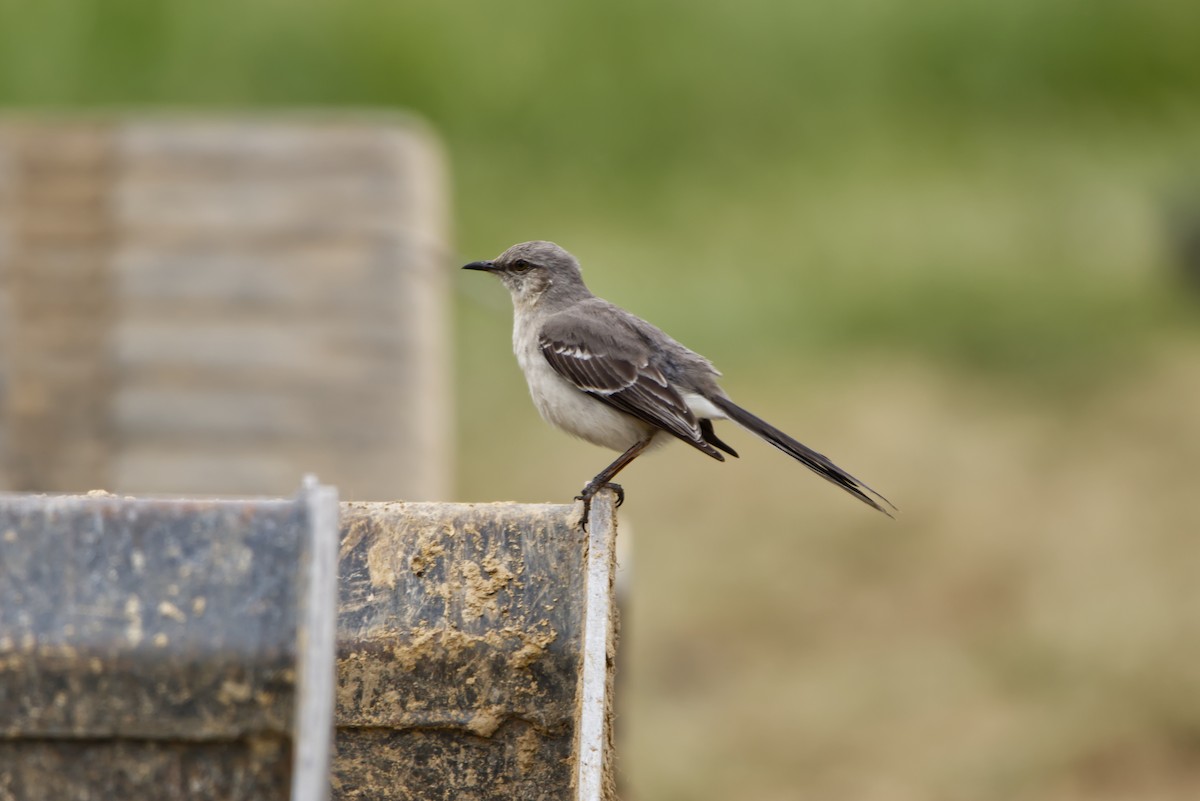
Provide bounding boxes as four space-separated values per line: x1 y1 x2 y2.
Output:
0 115 451 500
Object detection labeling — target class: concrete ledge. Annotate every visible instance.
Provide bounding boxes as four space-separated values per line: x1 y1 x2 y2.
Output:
0 488 619 801
0 480 339 801
333 495 618 801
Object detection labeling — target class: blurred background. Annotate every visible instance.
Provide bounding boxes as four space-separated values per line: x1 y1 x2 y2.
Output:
3 0 1200 798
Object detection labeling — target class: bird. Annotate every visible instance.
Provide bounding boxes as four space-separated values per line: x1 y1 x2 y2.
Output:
462 240 894 517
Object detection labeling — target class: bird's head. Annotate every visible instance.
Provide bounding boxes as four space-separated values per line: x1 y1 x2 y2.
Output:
462 240 588 308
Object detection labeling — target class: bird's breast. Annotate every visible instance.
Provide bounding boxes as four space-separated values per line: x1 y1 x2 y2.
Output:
512 321 649 451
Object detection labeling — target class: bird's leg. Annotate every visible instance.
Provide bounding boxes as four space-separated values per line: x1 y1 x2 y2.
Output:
576 436 653 510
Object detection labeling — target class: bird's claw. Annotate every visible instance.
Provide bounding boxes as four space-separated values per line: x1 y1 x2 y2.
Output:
575 481 625 510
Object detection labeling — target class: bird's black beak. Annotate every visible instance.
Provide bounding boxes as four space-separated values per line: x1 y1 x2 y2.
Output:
462 260 497 272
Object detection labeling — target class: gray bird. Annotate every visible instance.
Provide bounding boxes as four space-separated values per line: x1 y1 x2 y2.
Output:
463 240 894 516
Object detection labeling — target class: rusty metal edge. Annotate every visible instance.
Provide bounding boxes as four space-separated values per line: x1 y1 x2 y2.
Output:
574 490 618 801
292 476 339 801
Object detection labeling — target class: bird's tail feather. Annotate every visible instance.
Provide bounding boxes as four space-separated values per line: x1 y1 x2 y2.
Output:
711 396 896 517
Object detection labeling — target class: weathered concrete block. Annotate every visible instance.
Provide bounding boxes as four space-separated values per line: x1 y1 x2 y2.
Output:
0 115 450 500
0 489 620 801
0 480 339 801
333 495 619 801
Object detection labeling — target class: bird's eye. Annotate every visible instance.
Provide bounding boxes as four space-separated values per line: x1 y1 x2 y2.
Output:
511 259 532 272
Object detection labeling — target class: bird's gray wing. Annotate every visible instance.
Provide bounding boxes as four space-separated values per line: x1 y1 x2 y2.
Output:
538 312 724 460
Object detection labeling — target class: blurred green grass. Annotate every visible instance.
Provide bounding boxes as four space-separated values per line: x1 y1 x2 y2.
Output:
4 0 1197 382
4 2 1200 798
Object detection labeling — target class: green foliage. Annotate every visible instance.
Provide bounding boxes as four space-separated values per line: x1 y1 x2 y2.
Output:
1 0 1197 382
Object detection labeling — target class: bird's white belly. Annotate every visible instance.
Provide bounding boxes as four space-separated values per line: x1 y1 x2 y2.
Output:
523 351 650 451
514 325 649 452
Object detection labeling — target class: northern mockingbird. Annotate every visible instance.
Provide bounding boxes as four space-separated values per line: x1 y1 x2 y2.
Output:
463 240 894 516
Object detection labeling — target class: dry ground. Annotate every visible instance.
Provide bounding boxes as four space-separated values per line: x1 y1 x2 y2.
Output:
611 341 1200 800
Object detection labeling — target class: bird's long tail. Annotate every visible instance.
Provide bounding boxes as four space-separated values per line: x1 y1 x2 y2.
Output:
710 396 896 517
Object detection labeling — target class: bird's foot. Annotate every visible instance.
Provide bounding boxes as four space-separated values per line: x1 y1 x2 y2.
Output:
575 481 625 512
